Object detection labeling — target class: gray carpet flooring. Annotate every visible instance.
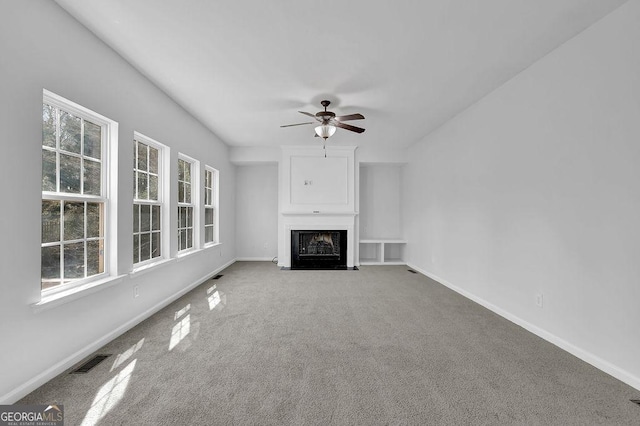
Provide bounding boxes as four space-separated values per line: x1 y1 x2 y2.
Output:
20 262 640 425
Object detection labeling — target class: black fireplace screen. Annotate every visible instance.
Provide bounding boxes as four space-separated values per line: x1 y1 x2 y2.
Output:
291 230 347 269
298 232 340 256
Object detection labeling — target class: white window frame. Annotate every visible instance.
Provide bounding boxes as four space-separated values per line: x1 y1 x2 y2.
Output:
177 153 200 254
204 166 219 246
133 132 169 269
41 89 119 297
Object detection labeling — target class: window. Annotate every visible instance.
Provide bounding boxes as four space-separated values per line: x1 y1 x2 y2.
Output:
133 134 166 266
41 91 116 293
204 166 218 244
177 155 198 252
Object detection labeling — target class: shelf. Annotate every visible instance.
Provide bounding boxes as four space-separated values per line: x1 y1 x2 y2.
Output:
359 239 407 265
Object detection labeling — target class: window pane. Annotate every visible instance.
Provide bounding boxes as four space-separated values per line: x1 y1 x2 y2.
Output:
205 226 214 243
133 234 140 264
87 202 102 238
63 242 85 279
151 231 161 258
42 104 56 148
60 111 81 154
133 204 140 233
137 142 148 172
87 240 104 276
178 159 185 181
152 205 160 231
42 200 61 243
141 204 151 232
178 181 184 203
84 120 101 159
179 206 186 228
137 172 148 200
205 170 211 188
140 233 151 262
186 207 193 227
184 162 191 183
149 147 158 174
60 153 81 193
179 230 185 251
41 245 61 281
205 188 211 206
184 182 191 204
64 202 84 241
42 149 57 192
149 175 158 201
186 228 192 249
84 159 101 196
205 207 214 226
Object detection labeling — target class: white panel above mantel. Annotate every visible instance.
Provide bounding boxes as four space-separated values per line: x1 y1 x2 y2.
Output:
280 146 357 214
290 156 348 205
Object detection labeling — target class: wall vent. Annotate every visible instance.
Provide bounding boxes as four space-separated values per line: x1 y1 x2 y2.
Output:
408 269 417 274
70 354 110 374
212 274 223 280
631 399 640 406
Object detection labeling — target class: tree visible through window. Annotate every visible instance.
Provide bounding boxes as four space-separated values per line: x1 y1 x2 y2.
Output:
177 157 194 252
204 167 218 244
41 99 107 291
133 138 162 265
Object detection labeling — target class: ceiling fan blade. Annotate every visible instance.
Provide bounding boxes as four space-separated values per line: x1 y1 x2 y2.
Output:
280 122 315 128
334 122 365 133
299 111 320 120
335 113 364 121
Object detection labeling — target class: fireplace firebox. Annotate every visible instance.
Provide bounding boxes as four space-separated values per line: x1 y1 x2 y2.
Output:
291 230 347 270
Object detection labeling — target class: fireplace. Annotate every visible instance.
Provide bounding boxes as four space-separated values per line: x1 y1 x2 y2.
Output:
291 230 347 270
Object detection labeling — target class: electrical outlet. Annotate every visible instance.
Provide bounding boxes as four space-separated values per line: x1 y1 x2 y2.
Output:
134 286 139 298
535 293 543 308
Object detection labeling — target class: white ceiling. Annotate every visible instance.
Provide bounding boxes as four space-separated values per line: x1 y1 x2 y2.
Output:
54 0 626 149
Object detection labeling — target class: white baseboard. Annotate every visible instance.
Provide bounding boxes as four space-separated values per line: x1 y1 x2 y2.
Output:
406 262 640 392
235 257 274 262
1 259 236 405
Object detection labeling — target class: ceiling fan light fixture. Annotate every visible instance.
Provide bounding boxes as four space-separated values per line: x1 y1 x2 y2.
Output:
315 124 336 139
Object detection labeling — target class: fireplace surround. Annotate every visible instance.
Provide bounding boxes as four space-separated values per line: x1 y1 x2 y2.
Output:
291 230 347 270
278 146 357 268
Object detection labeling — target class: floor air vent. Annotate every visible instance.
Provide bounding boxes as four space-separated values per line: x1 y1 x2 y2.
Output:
212 274 223 280
631 399 640 406
408 269 417 274
70 354 110 374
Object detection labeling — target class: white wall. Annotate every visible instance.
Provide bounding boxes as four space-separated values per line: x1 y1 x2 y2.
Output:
404 0 640 390
235 164 279 260
0 2 236 402
359 164 404 239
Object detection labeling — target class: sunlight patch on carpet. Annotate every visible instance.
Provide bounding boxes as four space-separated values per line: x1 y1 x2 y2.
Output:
174 303 191 320
169 314 190 350
110 338 144 372
81 359 137 426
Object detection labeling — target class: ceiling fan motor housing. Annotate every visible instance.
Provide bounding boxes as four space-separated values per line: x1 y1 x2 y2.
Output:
316 111 335 121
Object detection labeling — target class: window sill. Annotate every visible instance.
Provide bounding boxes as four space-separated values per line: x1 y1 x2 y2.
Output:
130 257 176 278
204 242 222 249
176 247 205 262
32 274 126 313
